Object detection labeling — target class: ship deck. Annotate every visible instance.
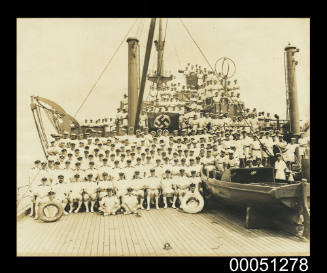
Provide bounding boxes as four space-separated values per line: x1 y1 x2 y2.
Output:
17 206 309 256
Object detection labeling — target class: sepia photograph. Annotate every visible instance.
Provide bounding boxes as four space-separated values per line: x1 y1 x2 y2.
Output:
17 18 310 257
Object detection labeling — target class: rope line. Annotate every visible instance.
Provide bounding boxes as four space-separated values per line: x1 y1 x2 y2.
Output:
31 109 48 159
36 102 49 149
74 18 138 117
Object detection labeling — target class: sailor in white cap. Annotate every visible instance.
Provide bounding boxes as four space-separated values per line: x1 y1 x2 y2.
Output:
174 169 191 209
98 187 120 216
284 137 299 169
132 170 146 210
145 169 160 210
251 134 262 160
61 131 70 147
226 151 239 169
298 132 307 159
51 174 70 215
161 170 177 209
121 187 139 215
28 177 51 219
36 162 52 185
274 153 288 182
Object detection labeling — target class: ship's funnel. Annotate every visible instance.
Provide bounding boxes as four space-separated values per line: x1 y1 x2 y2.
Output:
127 37 139 133
284 43 300 135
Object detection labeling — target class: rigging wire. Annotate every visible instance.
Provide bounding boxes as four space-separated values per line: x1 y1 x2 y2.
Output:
36 102 49 149
74 18 138 118
17 168 41 207
31 109 48 159
38 102 61 133
179 18 274 158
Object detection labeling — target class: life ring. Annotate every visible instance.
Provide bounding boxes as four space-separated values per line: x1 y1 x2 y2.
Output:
181 192 204 214
38 201 64 223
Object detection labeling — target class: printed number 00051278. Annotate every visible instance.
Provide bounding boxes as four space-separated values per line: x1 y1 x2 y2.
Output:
229 258 309 272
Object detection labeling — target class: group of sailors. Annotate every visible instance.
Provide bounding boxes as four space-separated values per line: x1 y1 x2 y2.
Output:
28 130 207 219
28 124 309 220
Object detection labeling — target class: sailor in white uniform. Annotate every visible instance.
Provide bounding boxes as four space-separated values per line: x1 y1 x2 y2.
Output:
29 177 51 219
161 170 177 209
98 188 120 216
145 169 161 210
51 174 70 215
121 187 139 214
274 153 288 182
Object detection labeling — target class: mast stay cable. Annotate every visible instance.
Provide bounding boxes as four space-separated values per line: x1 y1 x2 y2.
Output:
74 18 138 118
179 19 274 158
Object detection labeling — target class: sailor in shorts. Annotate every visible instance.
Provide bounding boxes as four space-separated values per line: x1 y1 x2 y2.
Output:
29 177 51 219
51 174 70 215
115 172 129 200
161 170 177 209
175 169 191 209
132 170 146 210
98 187 120 216
121 187 139 214
145 169 161 210
72 173 95 213
83 174 99 213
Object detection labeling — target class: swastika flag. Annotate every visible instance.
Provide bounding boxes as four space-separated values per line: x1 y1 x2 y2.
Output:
147 112 179 132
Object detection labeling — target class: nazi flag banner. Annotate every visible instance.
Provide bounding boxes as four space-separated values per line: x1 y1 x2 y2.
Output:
147 113 179 132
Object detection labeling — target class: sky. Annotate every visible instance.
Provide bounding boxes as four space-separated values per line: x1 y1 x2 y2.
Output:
17 18 310 185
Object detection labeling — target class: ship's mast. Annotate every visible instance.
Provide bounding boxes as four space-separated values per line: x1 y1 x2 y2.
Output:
284 43 300 136
134 18 157 134
148 18 173 89
126 37 140 132
157 18 164 81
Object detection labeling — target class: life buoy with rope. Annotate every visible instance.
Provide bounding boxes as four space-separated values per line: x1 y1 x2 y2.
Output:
38 201 64 222
181 192 204 214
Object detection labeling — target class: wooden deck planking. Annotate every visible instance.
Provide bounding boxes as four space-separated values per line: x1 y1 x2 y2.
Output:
202 211 307 256
108 211 115 256
210 207 307 253
150 209 179 256
158 208 200 256
171 209 224 256
25 215 60 256
66 213 84 256
141 209 175 256
103 214 110 256
82 212 97 256
17 208 310 256
188 212 242 256
128 209 152 256
75 212 91 256
19 217 45 254
168 209 226 256
121 214 137 256
145 209 179 256
205 210 304 255
17 217 35 253
133 210 160 256
38 216 63 255
124 214 141 256
118 214 131 256
91 212 102 256
200 212 271 255
72 212 89 256
199 212 273 256
204 210 279 255
48 215 73 255
113 213 123 256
